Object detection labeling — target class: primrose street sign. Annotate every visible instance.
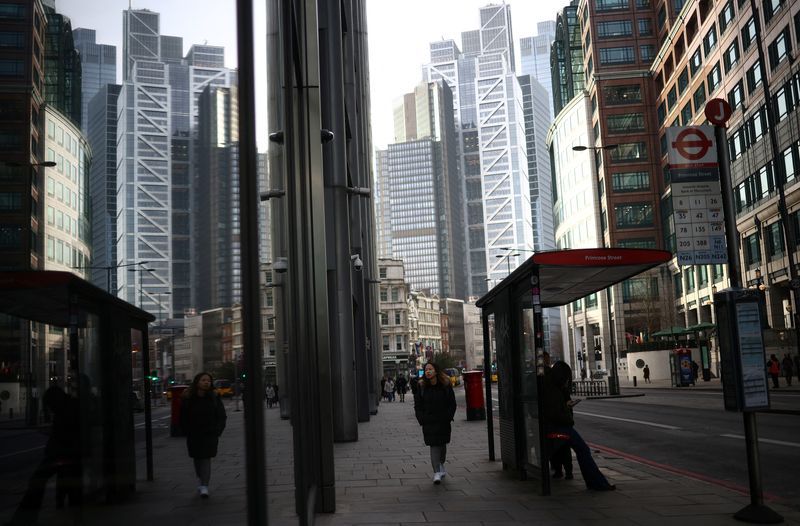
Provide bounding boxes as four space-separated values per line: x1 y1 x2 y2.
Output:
667 126 727 266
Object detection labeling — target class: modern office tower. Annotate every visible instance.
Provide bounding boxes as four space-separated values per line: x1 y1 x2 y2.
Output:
87 84 121 292
0 0 47 272
652 0 796 366
550 0 584 117
195 84 240 312
72 28 116 131
118 8 234 319
374 149 392 258
520 20 556 118
257 152 271 265
43 3 81 126
519 73 561 355
424 3 533 296
386 80 465 299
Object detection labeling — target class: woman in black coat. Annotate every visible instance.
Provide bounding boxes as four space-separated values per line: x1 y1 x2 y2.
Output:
414 361 457 484
181 372 227 499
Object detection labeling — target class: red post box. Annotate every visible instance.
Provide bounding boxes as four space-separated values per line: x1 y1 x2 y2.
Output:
462 371 486 421
169 385 189 437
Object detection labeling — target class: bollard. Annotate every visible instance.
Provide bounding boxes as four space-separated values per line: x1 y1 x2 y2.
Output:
633 376 637 387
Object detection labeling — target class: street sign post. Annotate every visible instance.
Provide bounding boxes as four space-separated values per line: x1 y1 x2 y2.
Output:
667 126 727 266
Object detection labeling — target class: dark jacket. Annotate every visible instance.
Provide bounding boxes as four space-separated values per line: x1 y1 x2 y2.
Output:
180 391 227 458
543 362 574 427
413 381 457 446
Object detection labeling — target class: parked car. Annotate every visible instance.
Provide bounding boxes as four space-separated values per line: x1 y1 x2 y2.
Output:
445 368 462 387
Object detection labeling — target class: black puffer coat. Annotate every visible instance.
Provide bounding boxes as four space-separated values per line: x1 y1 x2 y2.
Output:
414 382 457 446
180 392 227 458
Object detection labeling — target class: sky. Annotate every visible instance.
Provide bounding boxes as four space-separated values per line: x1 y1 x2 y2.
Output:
54 0 567 151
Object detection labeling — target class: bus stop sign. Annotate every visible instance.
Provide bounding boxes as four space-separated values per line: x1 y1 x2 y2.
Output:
705 98 732 127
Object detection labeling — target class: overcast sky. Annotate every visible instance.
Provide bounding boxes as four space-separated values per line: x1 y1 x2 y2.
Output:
54 0 567 150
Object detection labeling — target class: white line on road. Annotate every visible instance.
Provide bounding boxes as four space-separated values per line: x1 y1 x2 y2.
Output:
574 410 682 430
0 445 44 460
720 434 800 448
134 415 171 428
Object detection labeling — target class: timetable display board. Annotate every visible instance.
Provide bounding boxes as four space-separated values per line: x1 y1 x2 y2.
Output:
666 126 727 266
671 168 727 265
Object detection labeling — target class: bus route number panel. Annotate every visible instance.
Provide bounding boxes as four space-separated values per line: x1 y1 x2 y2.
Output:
673 180 727 266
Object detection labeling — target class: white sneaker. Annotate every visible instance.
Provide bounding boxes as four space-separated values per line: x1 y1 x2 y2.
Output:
433 472 442 484
439 464 447 478
199 485 209 499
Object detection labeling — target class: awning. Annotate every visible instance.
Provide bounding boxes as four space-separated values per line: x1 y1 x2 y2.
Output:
688 321 716 331
652 326 694 337
476 248 672 308
0 271 154 327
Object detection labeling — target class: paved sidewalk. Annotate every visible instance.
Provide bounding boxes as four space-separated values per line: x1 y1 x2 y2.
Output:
7 391 800 525
618 377 800 392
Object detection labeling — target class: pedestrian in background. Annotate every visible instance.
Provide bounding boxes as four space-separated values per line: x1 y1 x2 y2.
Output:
543 361 616 491
180 372 227 499
384 376 395 402
767 355 781 388
414 361 457 485
265 384 276 408
396 374 408 402
782 354 794 387
643 364 651 383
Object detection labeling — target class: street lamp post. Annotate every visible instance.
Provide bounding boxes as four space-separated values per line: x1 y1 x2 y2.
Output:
495 252 519 275
128 267 156 309
572 144 621 394
72 260 150 294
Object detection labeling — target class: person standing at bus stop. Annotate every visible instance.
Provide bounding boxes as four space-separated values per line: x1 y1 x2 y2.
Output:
181 372 227 499
414 362 457 484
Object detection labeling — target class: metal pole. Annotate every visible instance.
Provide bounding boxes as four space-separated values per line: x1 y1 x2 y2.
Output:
716 120 782 523
235 0 267 523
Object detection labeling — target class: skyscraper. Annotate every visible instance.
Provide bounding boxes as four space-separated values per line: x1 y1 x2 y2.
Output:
72 28 116 132
385 80 465 299
520 20 556 118
87 83 121 292
374 149 392 258
43 2 81 126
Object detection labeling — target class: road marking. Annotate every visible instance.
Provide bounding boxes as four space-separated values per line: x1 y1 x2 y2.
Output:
0 445 44 460
574 410 681 430
720 434 800 448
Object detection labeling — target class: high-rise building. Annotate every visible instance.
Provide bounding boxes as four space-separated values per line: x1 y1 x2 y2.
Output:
520 20 556 118
87 83 121 292
550 0 584 117
385 80 465 299
257 152 271 266
195 84 240 312
118 8 234 319
424 4 533 295
43 2 81 126
72 28 115 132
374 149 392 258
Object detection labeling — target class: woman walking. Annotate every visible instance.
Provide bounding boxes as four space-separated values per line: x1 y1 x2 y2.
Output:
181 372 227 499
414 362 457 484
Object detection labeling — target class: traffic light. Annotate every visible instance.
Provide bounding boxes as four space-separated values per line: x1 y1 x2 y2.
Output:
149 369 159 381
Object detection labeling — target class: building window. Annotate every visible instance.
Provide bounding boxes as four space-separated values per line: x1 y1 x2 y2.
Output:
380 312 388 325
657 102 667 125
685 270 695 292
610 142 648 163
742 17 757 52
690 48 703 75
719 1 735 34
728 80 744 110
746 60 762 93
766 221 785 258
744 233 761 266
265 290 273 307
617 238 656 248
599 46 636 65
0 225 21 248
666 86 677 110
712 264 725 282
0 31 24 49
674 273 683 296
724 41 740 73
615 203 654 228
391 288 399 302
598 20 633 39
394 311 402 325
0 4 26 18
603 84 642 106
768 28 792 70
764 0 786 24
395 335 403 351
636 0 651 6
380 288 388 302
678 67 690 94
596 0 630 11
775 85 793 121
783 144 797 183
379 267 387 279
703 26 718 54
613 171 650 192
0 192 21 210
637 18 653 36
658 5 667 26
606 113 645 134
382 336 390 351
639 45 655 62
749 107 767 143
693 83 707 111
622 278 657 302
707 63 722 93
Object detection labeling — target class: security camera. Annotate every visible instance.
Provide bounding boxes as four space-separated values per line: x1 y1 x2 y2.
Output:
273 257 288 273
350 254 363 272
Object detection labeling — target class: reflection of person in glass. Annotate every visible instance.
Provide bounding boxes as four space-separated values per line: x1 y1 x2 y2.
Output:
6 384 81 525
543 361 616 491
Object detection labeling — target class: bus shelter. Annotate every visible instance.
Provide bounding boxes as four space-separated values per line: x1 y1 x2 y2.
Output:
475 248 671 495
0 271 155 509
